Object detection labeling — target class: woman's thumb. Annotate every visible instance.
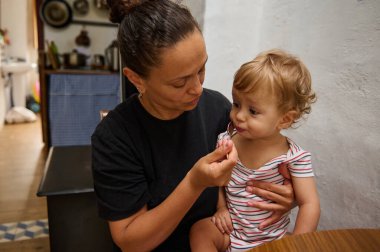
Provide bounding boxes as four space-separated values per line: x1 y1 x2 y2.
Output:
206 140 233 163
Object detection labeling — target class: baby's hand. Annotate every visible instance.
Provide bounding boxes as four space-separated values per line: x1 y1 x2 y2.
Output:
211 206 233 234
216 139 230 161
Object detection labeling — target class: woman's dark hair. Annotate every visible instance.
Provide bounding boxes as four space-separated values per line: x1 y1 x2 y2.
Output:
107 0 201 78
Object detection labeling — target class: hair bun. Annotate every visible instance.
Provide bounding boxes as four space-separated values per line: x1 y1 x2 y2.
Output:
107 0 143 24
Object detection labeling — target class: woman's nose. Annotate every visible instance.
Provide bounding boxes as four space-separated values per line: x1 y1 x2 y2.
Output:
188 76 203 95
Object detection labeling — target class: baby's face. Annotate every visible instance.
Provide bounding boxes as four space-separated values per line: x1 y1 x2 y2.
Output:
230 87 284 140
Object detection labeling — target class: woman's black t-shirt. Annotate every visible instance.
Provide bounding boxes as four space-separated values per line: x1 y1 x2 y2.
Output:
91 88 231 251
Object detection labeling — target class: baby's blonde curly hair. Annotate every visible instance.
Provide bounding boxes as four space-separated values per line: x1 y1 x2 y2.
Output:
233 49 316 125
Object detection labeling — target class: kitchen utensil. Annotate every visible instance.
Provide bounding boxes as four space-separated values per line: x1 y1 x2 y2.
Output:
75 29 91 47
73 0 89 15
92 54 105 69
46 40 61 69
62 50 88 68
93 0 108 10
105 40 119 72
40 0 73 28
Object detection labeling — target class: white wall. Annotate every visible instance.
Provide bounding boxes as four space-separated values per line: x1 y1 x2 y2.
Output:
0 0 29 60
203 0 380 230
183 0 205 29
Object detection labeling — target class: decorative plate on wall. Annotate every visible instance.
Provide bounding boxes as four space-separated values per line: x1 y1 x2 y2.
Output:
40 0 73 28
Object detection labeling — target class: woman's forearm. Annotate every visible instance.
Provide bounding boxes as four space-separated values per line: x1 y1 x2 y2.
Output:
114 173 205 251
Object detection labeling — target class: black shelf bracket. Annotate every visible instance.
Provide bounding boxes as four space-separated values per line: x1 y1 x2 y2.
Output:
71 20 118 28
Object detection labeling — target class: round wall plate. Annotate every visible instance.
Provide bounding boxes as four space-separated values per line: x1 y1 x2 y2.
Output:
40 0 73 28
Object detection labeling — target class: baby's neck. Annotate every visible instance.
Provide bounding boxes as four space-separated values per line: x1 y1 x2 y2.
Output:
234 134 289 170
240 133 286 148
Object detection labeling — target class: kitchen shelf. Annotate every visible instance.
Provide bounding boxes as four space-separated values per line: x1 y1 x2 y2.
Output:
45 68 118 75
71 20 118 28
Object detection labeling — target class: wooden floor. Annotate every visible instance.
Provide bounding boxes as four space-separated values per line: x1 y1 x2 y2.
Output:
0 115 50 251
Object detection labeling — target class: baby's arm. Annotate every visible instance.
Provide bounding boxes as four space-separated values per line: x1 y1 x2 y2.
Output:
291 176 320 234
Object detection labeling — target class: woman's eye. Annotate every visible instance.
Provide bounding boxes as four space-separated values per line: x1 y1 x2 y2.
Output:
173 81 186 88
173 85 185 89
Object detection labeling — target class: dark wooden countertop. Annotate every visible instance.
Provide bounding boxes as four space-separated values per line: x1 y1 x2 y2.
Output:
37 146 93 197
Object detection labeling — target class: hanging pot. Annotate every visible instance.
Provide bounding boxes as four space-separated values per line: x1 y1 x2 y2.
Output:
93 0 108 10
40 0 73 28
73 0 90 15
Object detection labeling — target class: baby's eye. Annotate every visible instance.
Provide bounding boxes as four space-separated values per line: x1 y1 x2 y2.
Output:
232 102 239 108
249 108 258 115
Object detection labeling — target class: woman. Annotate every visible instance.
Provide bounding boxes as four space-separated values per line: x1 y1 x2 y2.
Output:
92 0 294 251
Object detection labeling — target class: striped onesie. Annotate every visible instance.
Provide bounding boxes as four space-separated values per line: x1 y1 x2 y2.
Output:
217 130 314 252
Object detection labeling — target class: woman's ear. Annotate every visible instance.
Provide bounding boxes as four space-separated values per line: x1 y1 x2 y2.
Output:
123 67 145 94
278 110 299 130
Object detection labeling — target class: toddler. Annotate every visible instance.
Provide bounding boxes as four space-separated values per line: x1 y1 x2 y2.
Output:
190 49 320 252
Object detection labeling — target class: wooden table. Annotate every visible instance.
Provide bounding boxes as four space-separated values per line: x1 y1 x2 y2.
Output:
248 229 380 252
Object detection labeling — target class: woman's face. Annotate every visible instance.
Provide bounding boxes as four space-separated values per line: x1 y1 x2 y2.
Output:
141 30 208 120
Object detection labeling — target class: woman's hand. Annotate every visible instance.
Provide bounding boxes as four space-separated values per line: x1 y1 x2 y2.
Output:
245 163 295 230
188 139 238 190
211 206 233 234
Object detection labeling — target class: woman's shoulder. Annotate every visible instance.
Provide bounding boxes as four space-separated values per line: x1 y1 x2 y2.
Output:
202 88 230 103
200 88 231 111
92 94 140 138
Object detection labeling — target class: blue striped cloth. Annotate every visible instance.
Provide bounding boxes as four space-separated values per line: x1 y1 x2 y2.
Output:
49 74 120 146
